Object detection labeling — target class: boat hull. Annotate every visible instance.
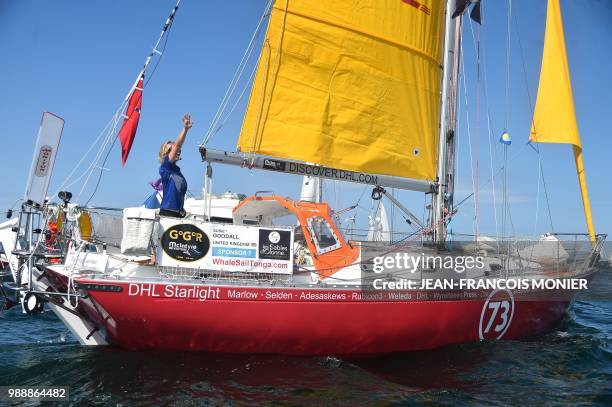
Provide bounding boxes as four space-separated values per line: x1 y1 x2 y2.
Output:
63 277 572 355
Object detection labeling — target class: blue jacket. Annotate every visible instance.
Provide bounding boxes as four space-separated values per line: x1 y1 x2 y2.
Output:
159 156 187 212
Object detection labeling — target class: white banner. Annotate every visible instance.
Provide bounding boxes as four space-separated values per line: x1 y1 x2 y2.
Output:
157 219 294 275
24 112 64 207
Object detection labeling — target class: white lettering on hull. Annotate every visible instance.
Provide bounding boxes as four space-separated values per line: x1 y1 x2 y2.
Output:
128 283 220 301
227 289 259 299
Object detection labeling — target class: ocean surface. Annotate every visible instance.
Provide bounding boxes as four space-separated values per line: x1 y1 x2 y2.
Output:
0 297 610 406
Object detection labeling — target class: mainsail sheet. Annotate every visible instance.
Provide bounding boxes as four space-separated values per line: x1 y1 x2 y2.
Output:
530 0 595 242
238 0 446 181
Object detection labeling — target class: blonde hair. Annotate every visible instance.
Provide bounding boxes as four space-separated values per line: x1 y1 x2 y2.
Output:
159 140 174 163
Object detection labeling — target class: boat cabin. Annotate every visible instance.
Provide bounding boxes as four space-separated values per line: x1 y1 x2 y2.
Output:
233 196 360 279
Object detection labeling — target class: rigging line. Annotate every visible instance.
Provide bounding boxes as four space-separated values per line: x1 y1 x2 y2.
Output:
249 0 289 158
355 185 369 206
76 111 123 202
143 20 173 89
533 151 555 233
248 38 271 157
502 145 508 239
506 192 518 238
77 2 182 205
459 44 477 238
3 198 23 212
513 8 555 234
504 0 512 131
208 61 258 139
204 0 272 145
57 2 180 198
202 0 273 146
53 102 125 195
62 112 124 194
422 191 427 228
75 123 118 201
138 0 182 90
474 20 481 239
534 155 542 237
454 140 529 210
469 13 500 240
454 76 461 214
82 125 120 206
512 8 536 130
485 112 500 240
501 0 512 242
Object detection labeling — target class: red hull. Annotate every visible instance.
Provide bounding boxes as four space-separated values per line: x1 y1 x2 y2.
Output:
65 277 572 356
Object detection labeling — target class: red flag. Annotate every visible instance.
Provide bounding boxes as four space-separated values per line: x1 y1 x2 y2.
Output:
119 77 143 166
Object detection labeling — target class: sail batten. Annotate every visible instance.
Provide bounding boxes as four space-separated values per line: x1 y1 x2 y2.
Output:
238 0 446 181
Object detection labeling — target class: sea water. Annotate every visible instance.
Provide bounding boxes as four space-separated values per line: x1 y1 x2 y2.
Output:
0 299 610 405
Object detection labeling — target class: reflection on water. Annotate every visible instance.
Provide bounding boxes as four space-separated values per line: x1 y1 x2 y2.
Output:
0 301 610 405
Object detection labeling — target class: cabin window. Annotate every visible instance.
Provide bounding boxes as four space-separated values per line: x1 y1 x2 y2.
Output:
307 216 342 254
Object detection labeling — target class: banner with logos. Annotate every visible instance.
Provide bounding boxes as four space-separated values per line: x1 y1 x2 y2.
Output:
157 219 293 275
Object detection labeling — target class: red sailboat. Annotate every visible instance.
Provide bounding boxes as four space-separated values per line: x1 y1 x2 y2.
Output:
4 0 607 355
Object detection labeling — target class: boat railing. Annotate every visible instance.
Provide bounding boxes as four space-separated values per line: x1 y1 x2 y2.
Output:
57 205 608 285
157 265 293 285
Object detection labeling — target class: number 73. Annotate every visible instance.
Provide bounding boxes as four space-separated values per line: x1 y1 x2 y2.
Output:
484 300 510 333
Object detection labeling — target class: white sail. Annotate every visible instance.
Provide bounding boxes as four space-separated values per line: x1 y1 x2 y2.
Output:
299 176 322 203
367 203 391 242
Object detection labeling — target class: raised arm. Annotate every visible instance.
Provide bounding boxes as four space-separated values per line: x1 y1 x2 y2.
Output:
168 113 193 162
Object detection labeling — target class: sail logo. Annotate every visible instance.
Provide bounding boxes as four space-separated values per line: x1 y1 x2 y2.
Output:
263 159 286 172
161 223 210 262
35 145 53 177
401 0 431 15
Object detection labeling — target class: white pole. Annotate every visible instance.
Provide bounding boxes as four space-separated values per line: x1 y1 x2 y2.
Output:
433 0 462 245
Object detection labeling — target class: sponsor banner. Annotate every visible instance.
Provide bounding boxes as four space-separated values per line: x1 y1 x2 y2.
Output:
158 219 293 274
258 229 291 260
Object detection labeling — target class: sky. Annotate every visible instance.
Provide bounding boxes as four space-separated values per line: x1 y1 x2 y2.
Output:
1 0 611 240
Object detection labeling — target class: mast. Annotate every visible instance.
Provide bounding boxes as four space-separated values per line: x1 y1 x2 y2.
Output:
432 0 462 245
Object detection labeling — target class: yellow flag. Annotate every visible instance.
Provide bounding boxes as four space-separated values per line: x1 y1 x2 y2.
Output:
238 0 445 181
530 0 580 147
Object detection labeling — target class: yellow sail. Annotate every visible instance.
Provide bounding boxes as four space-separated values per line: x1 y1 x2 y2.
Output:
238 0 446 180
530 0 595 242
530 0 579 147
